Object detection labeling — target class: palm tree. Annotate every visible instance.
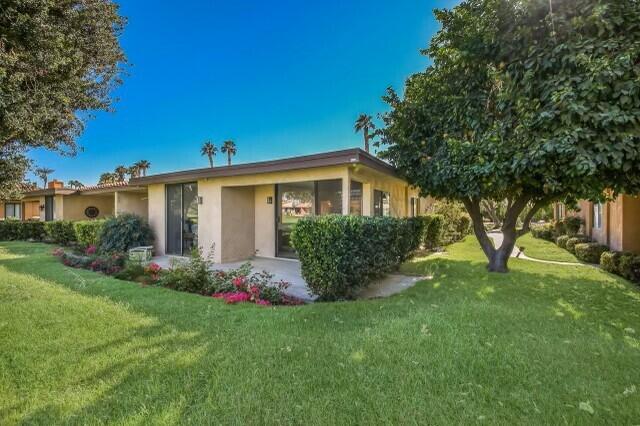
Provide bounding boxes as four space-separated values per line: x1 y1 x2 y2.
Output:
98 173 117 185
114 165 128 181
67 180 84 189
201 140 217 167
354 114 376 153
127 165 140 179
135 160 151 176
221 140 237 166
35 167 55 188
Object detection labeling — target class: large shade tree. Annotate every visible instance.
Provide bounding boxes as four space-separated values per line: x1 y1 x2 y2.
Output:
380 0 640 272
0 0 126 199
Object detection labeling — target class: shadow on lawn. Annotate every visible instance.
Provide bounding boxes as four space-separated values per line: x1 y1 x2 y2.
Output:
2 241 640 423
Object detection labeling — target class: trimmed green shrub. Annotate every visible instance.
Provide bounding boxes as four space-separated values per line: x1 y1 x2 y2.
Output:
566 236 590 254
98 213 154 253
0 220 46 241
574 242 608 264
531 223 555 241
290 215 425 301
44 220 76 245
564 216 583 236
619 253 640 283
600 251 621 274
553 220 566 237
74 220 105 247
422 214 444 249
427 200 471 245
556 235 570 249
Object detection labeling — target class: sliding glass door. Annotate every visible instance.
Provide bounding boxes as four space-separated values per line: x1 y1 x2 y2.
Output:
166 183 199 256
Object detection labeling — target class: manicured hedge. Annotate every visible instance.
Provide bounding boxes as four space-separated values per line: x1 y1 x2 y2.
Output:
74 220 105 246
564 216 583 236
566 236 590 254
531 223 555 241
0 220 46 241
290 215 425 301
600 251 621 274
556 235 570 249
619 253 640 283
44 220 76 245
574 242 608 264
421 214 444 249
98 214 154 253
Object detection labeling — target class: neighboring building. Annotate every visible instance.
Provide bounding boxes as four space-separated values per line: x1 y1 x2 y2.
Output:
130 148 431 263
555 195 640 254
0 180 148 222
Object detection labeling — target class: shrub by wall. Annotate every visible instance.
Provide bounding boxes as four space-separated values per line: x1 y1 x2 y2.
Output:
98 213 154 253
556 235 570 249
44 220 76 245
290 215 424 301
574 242 608 264
600 251 621 274
564 216 583 236
566 236 590 254
619 253 640 283
0 220 46 241
531 223 555 241
422 214 444 249
74 220 105 247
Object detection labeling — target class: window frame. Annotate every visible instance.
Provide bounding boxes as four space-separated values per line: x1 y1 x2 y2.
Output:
4 202 22 220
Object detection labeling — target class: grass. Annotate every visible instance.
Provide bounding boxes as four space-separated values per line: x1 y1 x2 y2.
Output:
516 233 579 263
1 238 640 424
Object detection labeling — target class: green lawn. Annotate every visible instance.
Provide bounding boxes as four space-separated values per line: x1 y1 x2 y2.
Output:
516 233 580 263
1 239 640 424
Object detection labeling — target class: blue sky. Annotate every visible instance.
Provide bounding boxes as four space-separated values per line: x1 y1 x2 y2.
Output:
29 0 459 184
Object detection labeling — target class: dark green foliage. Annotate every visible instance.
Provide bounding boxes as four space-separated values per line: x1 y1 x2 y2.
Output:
555 235 570 249
73 220 105 247
44 221 76 245
158 248 213 294
113 261 146 282
422 214 444 249
428 201 471 245
574 243 608 264
290 215 425 301
98 214 154 253
0 220 45 241
566 236 590 254
60 252 93 269
553 221 566 238
531 224 555 241
563 217 583 236
600 251 621 274
619 253 640 283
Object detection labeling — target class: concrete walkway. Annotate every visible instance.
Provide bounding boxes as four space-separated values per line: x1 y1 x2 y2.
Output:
152 255 428 302
487 231 586 266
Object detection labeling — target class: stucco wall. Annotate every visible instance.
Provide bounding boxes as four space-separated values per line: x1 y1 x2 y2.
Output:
608 197 624 251
221 187 255 262
350 166 411 217
116 191 148 218
147 184 166 256
61 194 114 221
254 184 276 257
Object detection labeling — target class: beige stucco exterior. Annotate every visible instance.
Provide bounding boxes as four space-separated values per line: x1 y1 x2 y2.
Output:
60 194 115 220
561 195 640 254
144 163 430 262
115 191 148 219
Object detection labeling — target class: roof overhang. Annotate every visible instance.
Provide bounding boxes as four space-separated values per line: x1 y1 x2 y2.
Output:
130 148 397 186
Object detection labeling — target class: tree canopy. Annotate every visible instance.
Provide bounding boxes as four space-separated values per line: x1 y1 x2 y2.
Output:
0 0 127 199
380 0 640 271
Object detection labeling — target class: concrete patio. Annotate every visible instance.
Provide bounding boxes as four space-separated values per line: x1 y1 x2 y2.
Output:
152 255 427 302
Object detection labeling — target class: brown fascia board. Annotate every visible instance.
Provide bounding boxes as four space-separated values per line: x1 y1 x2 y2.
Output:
22 188 77 197
130 148 398 186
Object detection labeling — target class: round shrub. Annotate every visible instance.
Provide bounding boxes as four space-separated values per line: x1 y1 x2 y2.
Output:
574 242 608 264
564 216 583 236
98 214 154 253
422 214 444 249
556 235 570 249
566 236 590 254
531 223 555 241
290 215 424 301
600 251 621 274
619 253 640 283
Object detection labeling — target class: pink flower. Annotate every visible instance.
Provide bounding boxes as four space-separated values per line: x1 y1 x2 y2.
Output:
232 276 246 289
85 245 97 255
223 291 251 304
256 299 271 306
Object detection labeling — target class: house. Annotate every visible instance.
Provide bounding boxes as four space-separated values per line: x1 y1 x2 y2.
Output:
130 148 431 263
555 195 640 254
0 180 148 222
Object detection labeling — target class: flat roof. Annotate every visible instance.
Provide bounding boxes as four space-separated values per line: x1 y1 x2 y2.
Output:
130 148 397 186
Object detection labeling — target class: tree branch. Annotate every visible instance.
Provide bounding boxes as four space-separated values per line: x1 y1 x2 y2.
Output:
517 198 552 237
463 197 496 260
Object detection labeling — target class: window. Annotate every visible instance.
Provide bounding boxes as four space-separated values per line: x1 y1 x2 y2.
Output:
593 202 603 229
4 203 21 219
410 197 420 217
373 190 390 217
316 179 342 215
350 181 363 216
556 203 566 220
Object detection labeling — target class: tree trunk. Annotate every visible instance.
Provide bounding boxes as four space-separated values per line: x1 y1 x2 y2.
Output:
364 131 370 153
487 229 516 272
